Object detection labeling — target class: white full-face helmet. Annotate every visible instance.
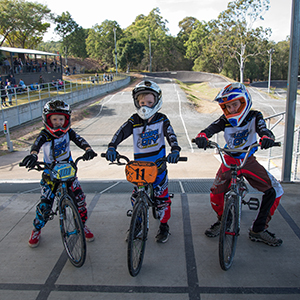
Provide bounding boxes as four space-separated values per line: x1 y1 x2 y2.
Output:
214 82 252 127
132 80 162 120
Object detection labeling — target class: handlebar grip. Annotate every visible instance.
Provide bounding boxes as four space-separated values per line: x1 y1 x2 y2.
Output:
101 153 106 157
274 142 281 147
191 138 196 143
179 157 188 161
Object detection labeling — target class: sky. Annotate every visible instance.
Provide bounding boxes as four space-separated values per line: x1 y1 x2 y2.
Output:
36 0 292 43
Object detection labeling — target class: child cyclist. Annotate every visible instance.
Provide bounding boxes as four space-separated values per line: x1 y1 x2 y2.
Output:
20 99 97 247
105 80 182 243
194 82 284 246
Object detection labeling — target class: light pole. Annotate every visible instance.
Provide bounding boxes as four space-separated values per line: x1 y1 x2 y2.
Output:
267 48 275 93
113 28 118 74
149 35 152 73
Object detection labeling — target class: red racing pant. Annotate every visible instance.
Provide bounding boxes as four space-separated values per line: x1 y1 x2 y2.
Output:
210 155 283 232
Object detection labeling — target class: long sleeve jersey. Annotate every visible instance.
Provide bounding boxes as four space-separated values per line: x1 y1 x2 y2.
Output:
31 128 90 163
201 110 275 158
108 113 181 162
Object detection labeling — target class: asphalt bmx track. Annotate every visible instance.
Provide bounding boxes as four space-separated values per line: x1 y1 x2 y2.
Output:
0 71 299 300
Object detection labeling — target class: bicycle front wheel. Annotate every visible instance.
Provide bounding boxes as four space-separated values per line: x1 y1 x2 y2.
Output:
60 195 86 268
127 199 148 277
219 194 239 271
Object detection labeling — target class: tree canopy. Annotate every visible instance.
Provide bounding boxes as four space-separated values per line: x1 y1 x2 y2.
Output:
0 0 293 82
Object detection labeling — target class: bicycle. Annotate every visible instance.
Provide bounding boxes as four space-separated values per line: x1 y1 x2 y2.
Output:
101 152 187 276
192 139 280 271
20 157 87 268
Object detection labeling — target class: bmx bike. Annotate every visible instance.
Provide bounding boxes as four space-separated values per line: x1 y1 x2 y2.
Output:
101 152 187 276
192 139 280 270
20 157 87 267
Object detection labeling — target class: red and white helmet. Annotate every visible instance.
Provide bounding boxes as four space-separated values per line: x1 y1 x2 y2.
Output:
214 82 252 127
42 99 71 138
132 80 162 120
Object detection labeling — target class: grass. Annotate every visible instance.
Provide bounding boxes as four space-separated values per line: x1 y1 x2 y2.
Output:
175 80 220 104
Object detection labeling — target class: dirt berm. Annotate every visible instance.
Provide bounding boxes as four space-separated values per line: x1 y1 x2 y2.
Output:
142 71 228 83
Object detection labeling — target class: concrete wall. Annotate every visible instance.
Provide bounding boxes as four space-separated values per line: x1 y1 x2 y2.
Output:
0 76 130 133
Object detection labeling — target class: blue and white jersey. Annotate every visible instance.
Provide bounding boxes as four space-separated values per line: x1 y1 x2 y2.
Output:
109 113 181 163
31 128 90 163
201 110 275 159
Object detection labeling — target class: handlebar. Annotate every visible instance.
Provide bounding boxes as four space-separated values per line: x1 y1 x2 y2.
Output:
19 156 85 172
191 139 281 170
100 152 187 165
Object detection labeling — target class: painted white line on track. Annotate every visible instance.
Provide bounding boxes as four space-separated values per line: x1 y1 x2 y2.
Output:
175 84 194 152
179 181 185 194
248 87 277 114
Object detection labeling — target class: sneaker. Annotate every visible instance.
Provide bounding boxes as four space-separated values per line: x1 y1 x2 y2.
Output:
155 223 170 243
28 230 41 248
84 226 95 242
205 221 221 237
249 229 283 247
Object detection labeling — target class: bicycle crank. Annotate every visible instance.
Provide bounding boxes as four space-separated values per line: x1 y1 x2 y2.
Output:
244 197 260 210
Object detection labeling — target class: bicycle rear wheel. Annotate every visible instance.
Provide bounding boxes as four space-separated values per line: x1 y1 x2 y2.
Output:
219 194 239 271
60 195 86 267
127 199 147 277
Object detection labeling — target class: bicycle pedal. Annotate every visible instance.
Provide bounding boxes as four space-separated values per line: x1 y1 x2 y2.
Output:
246 197 260 210
169 193 174 198
126 209 133 217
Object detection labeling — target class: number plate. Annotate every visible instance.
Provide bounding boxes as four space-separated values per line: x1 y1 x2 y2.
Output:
52 163 76 180
125 161 158 186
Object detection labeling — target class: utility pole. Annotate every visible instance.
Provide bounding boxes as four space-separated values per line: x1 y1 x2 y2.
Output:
113 28 118 74
267 49 275 93
149 35 152 73
282 0 300 182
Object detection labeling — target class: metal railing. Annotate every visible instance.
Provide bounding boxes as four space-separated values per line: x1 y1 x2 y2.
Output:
0 73 126 108
264 111 300 181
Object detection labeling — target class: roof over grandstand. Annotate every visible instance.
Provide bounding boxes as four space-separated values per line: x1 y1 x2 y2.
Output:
0 46 59 56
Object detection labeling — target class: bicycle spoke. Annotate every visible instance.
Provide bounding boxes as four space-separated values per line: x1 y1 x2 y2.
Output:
127 200 147 276
60 196 86 267
219 196 238 271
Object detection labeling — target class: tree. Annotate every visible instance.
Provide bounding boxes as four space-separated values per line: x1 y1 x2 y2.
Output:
272 39 290 80
54 11 79 64
216 0 271 82
117 37 144 72
125 8 181 71
86 20 123 66
0 0 51 48
67 27 88 60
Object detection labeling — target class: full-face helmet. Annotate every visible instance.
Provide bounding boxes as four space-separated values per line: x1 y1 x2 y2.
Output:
214 82 252 127
132 80 162 120
42 99 71 138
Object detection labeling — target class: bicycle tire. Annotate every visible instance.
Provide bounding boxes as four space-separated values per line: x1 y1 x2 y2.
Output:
219 194 239 271
60 195 86 268
127 198 148 277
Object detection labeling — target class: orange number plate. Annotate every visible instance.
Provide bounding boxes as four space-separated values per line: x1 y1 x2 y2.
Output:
125 161 158 186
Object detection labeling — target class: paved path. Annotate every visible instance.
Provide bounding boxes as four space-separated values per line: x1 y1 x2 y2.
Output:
0 75 299 300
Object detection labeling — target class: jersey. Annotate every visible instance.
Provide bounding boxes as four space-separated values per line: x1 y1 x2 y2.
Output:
31 128 90 163
108 112 181 163
201 110 274 159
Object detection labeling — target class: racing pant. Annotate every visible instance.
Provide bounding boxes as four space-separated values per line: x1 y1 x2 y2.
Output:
210 155 283 233
33 173 88 231
131 170 171 224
